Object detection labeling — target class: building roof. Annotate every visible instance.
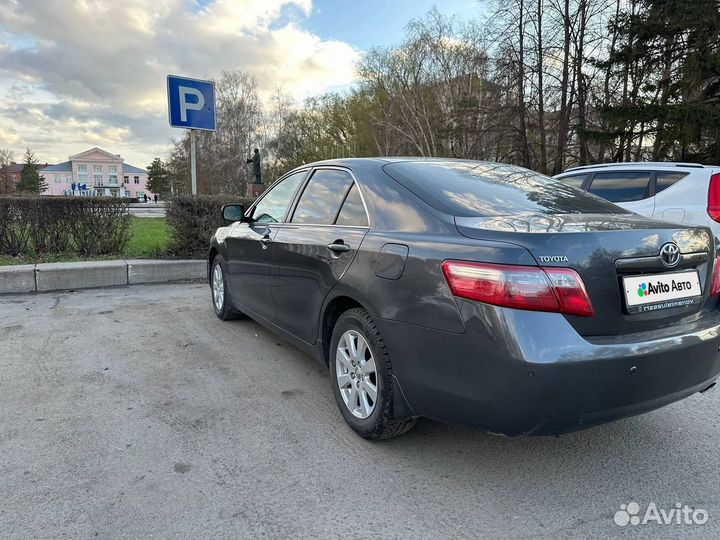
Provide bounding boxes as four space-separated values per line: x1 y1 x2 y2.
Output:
123 164 146 174
37 160 146 174
42 161 72 172
0 163 25 173
69 147 123 162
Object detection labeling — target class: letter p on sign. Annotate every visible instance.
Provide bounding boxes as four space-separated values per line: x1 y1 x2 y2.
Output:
167 75 216 131
178 86 204 122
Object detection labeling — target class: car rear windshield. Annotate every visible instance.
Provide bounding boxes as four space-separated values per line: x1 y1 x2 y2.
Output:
383 161 628 217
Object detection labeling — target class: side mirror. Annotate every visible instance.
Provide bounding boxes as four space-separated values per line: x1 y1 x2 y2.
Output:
222 204 245 223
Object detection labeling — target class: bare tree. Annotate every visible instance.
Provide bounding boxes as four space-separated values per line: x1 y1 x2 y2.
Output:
0 148 16 194
164 2 720 193
359 9 494 159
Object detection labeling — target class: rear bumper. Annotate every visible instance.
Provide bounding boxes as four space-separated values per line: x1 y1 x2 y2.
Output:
376 302 720 436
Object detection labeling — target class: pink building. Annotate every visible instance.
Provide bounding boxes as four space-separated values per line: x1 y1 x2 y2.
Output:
41 147 154 199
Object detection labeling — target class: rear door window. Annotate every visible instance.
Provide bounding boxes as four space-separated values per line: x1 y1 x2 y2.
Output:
655 171 688 193
587 171 652 202
557 173 588 189
292 169 354 224
335 184 368 226
382 161 625 217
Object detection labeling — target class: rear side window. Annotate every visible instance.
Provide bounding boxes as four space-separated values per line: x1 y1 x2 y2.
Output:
335 184 368 226
656 171 688 193
587 171 651 202
557 173 588 189
383 161 625 217
292 169 354 224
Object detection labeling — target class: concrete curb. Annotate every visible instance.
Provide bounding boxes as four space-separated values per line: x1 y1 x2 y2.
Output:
126 259 206 285
0 264 36 294
36 260 128 292
0 259 206 295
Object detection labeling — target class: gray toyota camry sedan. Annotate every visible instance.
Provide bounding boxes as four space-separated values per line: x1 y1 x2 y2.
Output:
208 158 720 439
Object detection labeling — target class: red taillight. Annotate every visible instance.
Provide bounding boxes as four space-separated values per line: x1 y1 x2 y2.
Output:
708 173 720 222
441 261 595 317
712 255 720 296
543 267 595 317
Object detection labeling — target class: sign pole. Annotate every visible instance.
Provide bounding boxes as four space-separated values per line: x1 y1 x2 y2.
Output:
167 75 215 195
190 129 197 195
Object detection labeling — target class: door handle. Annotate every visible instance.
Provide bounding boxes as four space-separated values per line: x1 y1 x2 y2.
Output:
260 235 272 248
327 242 350 253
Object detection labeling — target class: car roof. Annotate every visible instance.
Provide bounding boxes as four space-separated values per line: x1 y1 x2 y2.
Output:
562 162 720 174
290 158 720 178
294 156 504 168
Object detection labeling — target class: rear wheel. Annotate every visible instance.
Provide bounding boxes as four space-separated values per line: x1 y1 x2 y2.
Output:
329 307 416 440
211 255 243 321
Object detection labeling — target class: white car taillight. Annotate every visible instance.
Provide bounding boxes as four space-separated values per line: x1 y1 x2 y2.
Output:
707 172 720 222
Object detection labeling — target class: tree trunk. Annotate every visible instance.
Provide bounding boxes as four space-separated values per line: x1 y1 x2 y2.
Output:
517 0 532 168
552 0 572 174
576 0 589 165
652 37 673 160
536 0 548 173
599 0 622 163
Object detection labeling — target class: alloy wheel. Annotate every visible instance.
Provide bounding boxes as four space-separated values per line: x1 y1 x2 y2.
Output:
212 262 224 310
335 330 378 418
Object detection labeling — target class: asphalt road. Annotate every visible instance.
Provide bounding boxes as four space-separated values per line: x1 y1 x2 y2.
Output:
2 283 720 539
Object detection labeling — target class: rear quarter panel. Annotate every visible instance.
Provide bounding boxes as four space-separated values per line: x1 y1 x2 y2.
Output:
331 230 537 334
651 169 720 239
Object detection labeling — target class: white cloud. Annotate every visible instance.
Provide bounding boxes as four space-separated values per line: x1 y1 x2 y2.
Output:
0 0 359 167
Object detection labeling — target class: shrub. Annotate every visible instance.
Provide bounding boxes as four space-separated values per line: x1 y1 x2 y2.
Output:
166 195 254 258
68 199 131 256
0 196 131 257
0 198 32 255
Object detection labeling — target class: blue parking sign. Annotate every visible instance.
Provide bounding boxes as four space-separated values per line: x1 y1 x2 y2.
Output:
167 75 216 131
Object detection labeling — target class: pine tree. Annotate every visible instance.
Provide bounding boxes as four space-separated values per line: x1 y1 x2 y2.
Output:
146 157 170 195
15 147 47 194
589 0 720 163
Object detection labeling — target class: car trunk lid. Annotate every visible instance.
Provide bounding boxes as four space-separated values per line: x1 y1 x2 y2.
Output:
455 213 716 336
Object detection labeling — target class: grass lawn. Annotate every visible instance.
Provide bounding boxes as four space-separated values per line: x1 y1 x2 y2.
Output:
125 217 170 258
0 217 171 266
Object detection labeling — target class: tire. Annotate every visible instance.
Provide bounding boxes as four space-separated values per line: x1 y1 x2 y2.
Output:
329 307 416 440
210 254 244 321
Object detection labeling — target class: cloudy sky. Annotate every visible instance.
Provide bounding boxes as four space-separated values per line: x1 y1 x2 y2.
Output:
0 0 478 168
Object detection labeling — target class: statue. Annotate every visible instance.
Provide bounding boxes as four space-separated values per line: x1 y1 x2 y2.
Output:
246 148 262 184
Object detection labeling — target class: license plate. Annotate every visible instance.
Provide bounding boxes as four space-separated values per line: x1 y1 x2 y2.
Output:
623 270 702 313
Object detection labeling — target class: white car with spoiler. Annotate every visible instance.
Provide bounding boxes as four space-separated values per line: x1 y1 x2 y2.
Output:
553 162 720 239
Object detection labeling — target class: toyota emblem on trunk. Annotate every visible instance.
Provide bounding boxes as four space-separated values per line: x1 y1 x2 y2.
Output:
660 242 680 268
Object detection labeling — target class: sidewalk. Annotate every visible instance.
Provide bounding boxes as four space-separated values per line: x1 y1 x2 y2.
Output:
128 202 166 218
0 258 205 294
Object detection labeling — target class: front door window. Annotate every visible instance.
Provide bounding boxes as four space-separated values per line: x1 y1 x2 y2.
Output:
251 171 306 224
